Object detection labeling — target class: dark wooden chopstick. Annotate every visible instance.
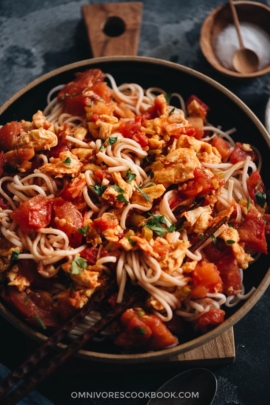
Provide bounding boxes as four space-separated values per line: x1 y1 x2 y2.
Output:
189 216 228 253
0 276 117 400
1 286 145 405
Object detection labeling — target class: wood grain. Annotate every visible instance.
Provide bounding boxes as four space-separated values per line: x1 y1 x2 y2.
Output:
82 2 142 57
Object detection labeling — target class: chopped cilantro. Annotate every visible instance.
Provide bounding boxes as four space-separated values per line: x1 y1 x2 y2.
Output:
247 197 251 212
10 249 20 262
59 91 83 101
77 225 89 237
144 183 156 188
111 185 124 193
226 240 235 245
24 295 29 305
198 234 204 240
165 92 172 103
144 215 175 237
127 237 136 246
108 136 118 145
126 169 136 183
210 234 217 246
33 315 47 330
255 181 262 191
255 192 266 208
99 145 105 151
116 193 129 205
169 107 175 116
92 184 106 196
133 327 146 335
63 157 71 165
137 310 144 318
134 186 152 202
71 255 88 275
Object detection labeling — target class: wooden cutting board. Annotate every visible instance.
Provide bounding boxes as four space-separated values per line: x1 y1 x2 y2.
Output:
80 2 235 369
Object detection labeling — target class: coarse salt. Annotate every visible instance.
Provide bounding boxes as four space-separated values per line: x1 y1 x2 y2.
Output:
215 22 270 71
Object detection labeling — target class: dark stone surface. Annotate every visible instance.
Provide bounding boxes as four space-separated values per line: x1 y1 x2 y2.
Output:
0 0 270 404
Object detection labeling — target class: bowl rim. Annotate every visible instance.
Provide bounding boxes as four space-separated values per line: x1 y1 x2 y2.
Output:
0 55 269 363
200 1 270 78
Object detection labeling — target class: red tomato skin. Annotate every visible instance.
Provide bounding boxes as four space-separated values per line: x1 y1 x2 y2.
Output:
178 168 220 199
80 247 108 264
1 287 58 328
187 95 209 119
93 213 118 232
118 116 142 138
229 142 256 164
216 253 242 295
236 208 267 254
192 261 223 294
246 171 266 201
53 197 83 248
0 121 22 151
59 177 86 201
211 136 231 161
115 308 178 350
142 96 164 120
57 69 109 116
10 195 53 233
195 309 225 333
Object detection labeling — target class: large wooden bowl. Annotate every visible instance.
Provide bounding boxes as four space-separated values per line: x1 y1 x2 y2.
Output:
200 1 270 78
0 56 269 363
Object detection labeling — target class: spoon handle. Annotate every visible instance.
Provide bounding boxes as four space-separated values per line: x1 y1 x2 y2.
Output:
228 0 244 49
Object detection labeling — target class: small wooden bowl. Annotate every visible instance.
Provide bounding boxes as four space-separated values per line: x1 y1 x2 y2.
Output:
200 1 270 78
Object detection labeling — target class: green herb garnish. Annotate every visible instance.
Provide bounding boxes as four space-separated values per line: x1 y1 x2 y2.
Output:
63 157 71 165
108 136 118 145
137 310 144 318
77 225 89 237
24 296 29 305
99 145 105 151
210 234 217 246
71 255 88 275
59 92 83 101
226 240 235 245
255 192 266 208
10 249 20 262
133 327 146 335
126 169 136 183
198 234 204 240
134 186 152 202
247 197 251 212
169 107 175 116
92 184 106 196
127 237 136 246
144 215 175 237
33 315 47 330
111 185 124 193
116 193 129 205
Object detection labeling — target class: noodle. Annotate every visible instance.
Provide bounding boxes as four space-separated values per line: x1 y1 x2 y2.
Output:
0 68 268 347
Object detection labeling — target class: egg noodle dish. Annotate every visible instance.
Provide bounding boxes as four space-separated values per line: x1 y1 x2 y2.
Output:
0 69 269 351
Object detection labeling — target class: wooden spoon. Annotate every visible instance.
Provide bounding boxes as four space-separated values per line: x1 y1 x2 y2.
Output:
228 0 259 73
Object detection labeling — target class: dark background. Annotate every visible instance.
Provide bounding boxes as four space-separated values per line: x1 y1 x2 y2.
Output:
0 0 270 404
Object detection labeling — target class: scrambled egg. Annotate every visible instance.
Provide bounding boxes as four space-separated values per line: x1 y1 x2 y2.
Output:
177 135 221 164
7 265 30 291
183 206 213 234
40 151 83 177
220 226 253 269
152 148 201 188
17 128 58 151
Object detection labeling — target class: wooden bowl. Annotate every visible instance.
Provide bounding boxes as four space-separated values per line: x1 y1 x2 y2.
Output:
200 1 270 78
0 56 270 363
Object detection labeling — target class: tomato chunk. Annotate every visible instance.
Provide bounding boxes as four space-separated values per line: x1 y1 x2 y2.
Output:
191 261 223 296
187 95 209 119
93 213 118 232
1 287 58 328
10 195 53 233
114 308 178 350
246 170 266 202
59 177 86 201
229 142 256 164
0 121 22 151
211 136 231 161
80 247 108 265
216 253 242 295
53 197 83 248
236 207 267 254
178 167 220 198
58 69 110 116
194 309 225 333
